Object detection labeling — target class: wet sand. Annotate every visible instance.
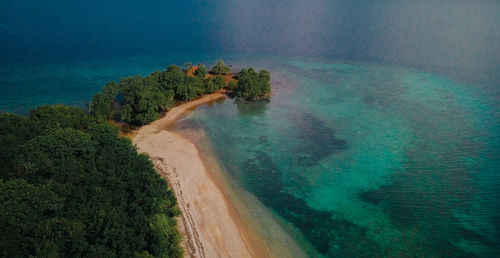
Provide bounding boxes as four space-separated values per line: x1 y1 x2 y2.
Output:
131 93 306 257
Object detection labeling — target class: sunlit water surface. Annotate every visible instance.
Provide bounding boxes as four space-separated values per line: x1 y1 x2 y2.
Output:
176 56 500 257
1 1 499 256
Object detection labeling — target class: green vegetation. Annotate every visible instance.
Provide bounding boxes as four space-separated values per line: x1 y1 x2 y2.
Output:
195 64 208 80
234 68 271 101
0 105 182 257
89 60 271 126
204 75 226 94
89 81 119 122
90 63 225 126
0 60 272 257
119 74 173 125
227 80 238 90
210 60 231 75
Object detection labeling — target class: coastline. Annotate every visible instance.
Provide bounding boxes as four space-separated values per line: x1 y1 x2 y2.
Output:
175 123 311 258
130 93 269 257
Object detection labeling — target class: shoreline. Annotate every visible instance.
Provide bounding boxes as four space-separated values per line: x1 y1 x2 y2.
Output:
175 124 310 258
130 93 268 257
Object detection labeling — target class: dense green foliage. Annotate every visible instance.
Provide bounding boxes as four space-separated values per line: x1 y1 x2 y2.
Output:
89 81 120 122
234 68 271 100
90 63 231 126
210 60 231 75
204 76 226 94
194 64 208 80
0 60 272 257
120 75 173 125
0 105 182 257
89 60 271 125
0 60 271 257
227 80 238 90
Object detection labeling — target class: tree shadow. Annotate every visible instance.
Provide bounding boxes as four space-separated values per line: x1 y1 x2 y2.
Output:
234 99 270 118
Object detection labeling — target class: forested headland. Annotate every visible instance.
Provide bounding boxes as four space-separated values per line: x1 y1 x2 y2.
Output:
90 60 271 126
0 60 271 257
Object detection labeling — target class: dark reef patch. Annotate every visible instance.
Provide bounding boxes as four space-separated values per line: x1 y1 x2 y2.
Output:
290 113 346 167
358 173 482 257
241 150 382 256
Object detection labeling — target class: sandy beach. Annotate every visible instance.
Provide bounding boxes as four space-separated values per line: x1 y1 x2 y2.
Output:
131 93 308 258
131 93 265 257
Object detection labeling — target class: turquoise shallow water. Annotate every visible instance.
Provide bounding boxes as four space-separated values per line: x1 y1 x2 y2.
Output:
2 1 499 256
1 54 499 257
176 57 500 257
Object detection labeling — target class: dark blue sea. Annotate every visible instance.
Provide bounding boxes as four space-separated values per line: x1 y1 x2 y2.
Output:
1 1 499 256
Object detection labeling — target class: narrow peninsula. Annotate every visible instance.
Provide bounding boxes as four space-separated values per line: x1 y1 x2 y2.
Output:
0 60 274 257
89 60 271 127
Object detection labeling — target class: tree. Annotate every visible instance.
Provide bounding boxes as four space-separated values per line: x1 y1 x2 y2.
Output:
212 75 226 90
88 61 270 125
195 64 208 80
234 68 271 100
0 110 183 257
1 59 276 256
102 81 119 100
90 93 112 122
203 76 225 94
149 214 183 257
175 76 203 101
184 62 192 73
0 179 65 257
89 81 119 122
121 86 170 125
204 80 217 94
0 113 38 179
227 80 237 90
210 60 231 75
29 104 94 131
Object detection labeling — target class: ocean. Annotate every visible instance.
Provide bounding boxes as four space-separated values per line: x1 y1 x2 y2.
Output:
175 56 500 256
1 0 499 256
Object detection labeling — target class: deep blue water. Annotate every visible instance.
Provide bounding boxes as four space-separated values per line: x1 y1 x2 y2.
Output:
1 1 499 257
1 0 499 113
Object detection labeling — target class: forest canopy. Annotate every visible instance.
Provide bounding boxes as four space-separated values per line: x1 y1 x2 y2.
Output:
0 60 272 257
0 106 182 257
89 60 271 126
210 60 231 75
234 68 271 101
